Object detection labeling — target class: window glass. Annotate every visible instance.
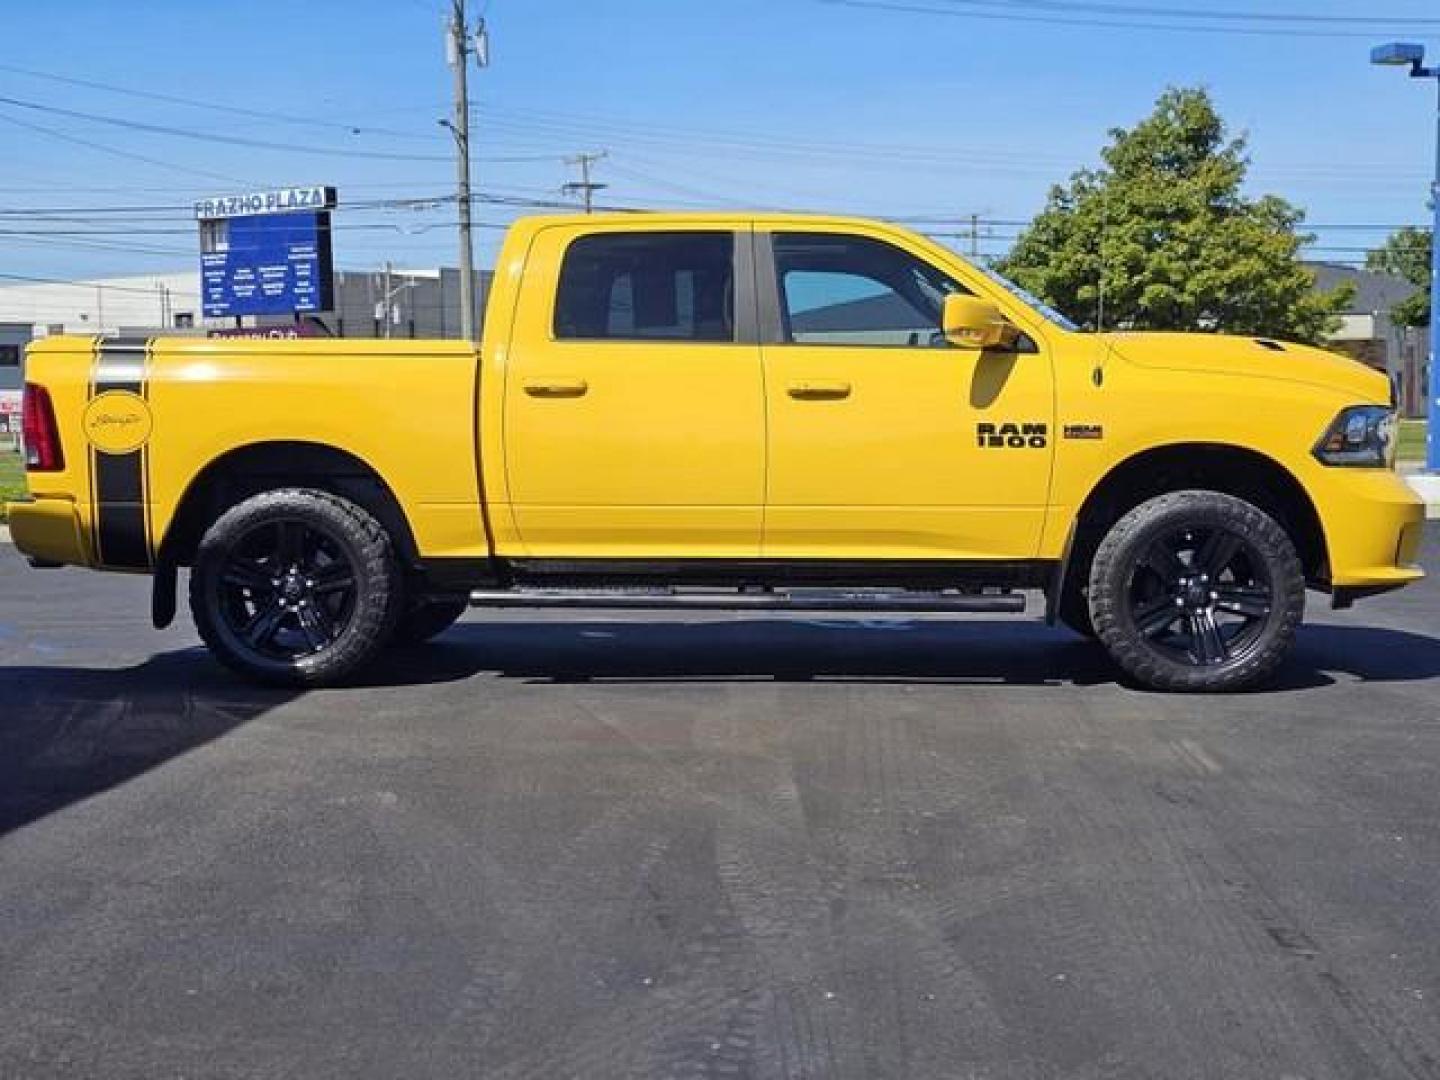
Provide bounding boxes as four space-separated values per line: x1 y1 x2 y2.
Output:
554 231 735 342
0 345 19 367
775 232 969 347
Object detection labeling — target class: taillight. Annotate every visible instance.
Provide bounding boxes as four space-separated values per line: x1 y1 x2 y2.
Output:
21 382 64 472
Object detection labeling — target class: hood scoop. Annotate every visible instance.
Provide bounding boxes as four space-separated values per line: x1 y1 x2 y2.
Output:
1254 339 1287 352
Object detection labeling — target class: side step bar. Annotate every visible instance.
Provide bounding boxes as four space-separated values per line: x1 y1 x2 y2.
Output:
468 588 1026 614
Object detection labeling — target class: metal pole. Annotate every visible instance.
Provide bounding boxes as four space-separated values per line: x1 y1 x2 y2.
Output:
450 0 478 343
383 261 393 339
1428 72 1440 471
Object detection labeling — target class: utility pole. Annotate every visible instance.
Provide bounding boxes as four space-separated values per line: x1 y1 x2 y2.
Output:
564 152 609 213
442 1 487 343
969 213 980 259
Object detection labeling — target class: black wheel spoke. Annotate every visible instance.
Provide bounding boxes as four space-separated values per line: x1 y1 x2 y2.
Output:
1186 611 1229 665
1133 595 1181 639
1214 585 1271 620
276 521 305 568
312 562 355 596
241 601 288 648
1196 530 1242 579
222 558 272 593
1139 539 1185 581
296 604 335 652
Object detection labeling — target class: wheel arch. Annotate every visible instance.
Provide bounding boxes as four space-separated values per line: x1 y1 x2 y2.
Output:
1068 443 1329 589
160 440 421 571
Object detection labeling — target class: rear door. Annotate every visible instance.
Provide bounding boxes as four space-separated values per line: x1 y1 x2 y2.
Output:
503 224 766 558
759 227 1055 560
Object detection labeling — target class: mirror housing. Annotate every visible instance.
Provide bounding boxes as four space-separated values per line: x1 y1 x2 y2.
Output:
943 294 1020 351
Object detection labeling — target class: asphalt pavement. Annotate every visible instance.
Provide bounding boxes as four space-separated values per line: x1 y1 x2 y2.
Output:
1 535 1438 1080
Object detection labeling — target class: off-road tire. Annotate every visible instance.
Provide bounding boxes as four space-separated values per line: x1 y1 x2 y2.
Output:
1088 490 1305 693
190 488 402 687
392 599 468 646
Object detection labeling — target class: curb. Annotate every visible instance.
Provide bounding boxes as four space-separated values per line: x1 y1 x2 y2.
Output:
1405 474 1440 520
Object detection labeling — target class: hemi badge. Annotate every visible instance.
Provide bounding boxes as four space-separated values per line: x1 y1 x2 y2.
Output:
1064 424 1104 441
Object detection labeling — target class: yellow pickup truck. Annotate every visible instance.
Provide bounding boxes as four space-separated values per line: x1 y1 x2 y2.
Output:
8 213 1425 691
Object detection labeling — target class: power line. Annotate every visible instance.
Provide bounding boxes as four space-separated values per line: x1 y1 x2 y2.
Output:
0 63 446 142
819 0 1435 38
0 93 457 162
0 111 249 185
906 0 1440 27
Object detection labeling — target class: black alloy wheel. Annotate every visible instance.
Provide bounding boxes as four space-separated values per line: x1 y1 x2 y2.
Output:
1124 524 1273 668
215 519 358 661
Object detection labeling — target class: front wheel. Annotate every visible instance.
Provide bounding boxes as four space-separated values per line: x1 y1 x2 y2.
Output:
1088 491 1305 693
189 488 402 687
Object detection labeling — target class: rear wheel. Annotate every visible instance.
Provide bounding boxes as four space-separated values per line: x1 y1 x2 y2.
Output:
392 599 468 646
1088 490 1304 692
189 488 401 686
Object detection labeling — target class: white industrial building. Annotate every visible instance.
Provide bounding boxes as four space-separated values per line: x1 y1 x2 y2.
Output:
0 267 491 352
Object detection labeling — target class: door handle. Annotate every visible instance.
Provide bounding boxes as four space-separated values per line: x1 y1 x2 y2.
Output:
523 377 589 398
787 380 852 401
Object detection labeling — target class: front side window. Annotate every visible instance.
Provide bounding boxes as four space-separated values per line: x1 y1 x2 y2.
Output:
554 231 735 342
775 232 969 347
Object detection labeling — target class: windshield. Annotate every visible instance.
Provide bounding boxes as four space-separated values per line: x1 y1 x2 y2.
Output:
971 262 1082 333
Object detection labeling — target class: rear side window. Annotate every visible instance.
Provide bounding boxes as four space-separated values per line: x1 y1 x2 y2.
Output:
554 231 736 342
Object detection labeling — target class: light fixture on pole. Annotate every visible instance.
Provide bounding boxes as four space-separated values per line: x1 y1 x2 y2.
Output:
1371 41 1440 473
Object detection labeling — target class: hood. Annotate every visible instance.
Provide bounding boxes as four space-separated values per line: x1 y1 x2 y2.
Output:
1101 332 1391 405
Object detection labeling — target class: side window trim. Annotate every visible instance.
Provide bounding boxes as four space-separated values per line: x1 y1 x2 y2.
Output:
733 227 761 347
754 230 786 346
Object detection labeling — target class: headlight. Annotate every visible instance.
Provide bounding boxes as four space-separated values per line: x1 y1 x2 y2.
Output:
1313 405 1397 468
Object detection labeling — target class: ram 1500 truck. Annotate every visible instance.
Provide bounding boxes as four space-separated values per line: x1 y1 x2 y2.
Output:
8 214 1426 691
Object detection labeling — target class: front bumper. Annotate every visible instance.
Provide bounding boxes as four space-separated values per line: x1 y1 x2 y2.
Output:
1309 467 1425 600
6 497 90 568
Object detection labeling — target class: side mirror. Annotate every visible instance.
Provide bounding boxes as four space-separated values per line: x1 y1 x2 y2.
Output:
942 294 1020 351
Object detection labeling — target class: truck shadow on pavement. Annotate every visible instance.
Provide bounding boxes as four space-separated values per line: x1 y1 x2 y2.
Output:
0 649 296 837
2 620 1436 838
370 618 1440 693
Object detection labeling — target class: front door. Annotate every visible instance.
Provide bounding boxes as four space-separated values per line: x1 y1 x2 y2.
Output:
759 228 1055 560
504 225 765 558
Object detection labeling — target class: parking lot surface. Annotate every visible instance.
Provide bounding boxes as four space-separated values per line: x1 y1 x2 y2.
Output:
2 536 1438 1080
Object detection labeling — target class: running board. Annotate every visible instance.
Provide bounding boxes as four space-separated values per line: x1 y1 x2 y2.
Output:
467 588 1026 614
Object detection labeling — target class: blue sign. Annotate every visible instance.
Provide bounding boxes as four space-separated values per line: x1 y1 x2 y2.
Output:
200 211 335 318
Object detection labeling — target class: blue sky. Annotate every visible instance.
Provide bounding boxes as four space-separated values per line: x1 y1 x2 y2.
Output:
2 0 1437 282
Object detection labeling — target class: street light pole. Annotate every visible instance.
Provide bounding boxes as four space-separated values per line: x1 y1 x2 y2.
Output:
1371 42 1440 472
1430 73 1440 471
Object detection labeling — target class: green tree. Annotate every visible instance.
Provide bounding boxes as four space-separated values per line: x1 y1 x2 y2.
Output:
1365 226 1432 328
996 87 1351 344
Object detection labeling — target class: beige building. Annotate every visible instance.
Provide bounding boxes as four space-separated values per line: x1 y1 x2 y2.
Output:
1309 262 1430 419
